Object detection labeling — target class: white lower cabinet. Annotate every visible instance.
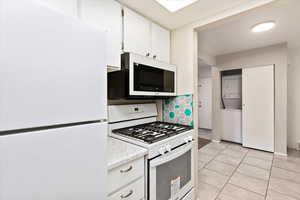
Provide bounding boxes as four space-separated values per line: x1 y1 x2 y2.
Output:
108 178 144 200
108 157 145 200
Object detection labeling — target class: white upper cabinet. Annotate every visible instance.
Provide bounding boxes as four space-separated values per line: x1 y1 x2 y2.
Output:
80 0 122 69
151 22 170 63
123 7 170 63
123 7 151 57
40 0 78 18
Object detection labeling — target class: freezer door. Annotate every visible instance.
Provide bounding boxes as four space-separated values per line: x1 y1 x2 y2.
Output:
0 123 107 200
0 0 107 131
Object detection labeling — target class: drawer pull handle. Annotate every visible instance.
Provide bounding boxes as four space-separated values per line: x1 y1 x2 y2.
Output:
120 190 133 199
120 166 133 173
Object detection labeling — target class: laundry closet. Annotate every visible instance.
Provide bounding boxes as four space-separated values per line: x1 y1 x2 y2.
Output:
220 65 275 152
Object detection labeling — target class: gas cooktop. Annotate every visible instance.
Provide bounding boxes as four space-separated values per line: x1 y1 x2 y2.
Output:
112 121 193 144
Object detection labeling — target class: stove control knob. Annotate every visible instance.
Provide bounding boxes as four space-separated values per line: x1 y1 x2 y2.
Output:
165 144 171 152
159 147 166 155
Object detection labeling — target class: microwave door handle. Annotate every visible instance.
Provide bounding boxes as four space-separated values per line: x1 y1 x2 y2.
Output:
150 143 193 168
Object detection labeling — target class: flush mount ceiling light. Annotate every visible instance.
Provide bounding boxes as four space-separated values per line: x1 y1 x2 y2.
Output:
155 0 199 12
251 21 276 33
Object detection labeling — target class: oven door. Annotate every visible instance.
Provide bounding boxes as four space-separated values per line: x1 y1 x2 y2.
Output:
148 142 193 200
128 53 176 97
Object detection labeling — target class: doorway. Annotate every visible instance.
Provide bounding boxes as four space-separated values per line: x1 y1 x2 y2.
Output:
198 59 213 147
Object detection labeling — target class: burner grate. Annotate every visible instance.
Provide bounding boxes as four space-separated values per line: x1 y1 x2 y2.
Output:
112 122 192 144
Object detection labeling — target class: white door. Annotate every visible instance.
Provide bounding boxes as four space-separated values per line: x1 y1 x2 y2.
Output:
0 0 107 131
242 65 274 152
123 7 151 57
80 0 122 68
198 78 212 129
151 22 170 63
0 123 107 200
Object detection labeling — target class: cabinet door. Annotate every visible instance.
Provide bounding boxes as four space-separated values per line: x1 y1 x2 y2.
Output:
151 23 170 63
40 0 78 18
80 0 122 68
123 7 151 57
242 65 274 152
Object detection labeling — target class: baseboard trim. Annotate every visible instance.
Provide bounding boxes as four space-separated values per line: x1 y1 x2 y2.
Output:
274 152 288 157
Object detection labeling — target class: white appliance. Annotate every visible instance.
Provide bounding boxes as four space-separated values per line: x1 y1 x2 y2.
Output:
221 109 242 143
108 53 176 99
221 70 242 143
242 65 274 152
222 74 242 109
108 104 194 200
0 0 107 199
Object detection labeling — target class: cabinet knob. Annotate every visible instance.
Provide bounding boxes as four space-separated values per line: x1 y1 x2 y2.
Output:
153 55 157 59
146 53 150 57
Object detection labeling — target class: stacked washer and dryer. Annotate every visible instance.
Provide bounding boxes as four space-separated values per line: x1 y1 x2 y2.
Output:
221 69 243 144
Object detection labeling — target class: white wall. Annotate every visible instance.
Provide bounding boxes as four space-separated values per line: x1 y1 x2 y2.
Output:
216 43 288 155
288 47 300 149
198 66 212 78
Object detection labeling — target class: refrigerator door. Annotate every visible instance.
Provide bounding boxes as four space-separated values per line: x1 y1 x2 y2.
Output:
0 123 107 200
0 0 107 131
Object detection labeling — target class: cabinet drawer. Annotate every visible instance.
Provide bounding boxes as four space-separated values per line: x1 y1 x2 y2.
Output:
108 157 144 194
108 178 144 200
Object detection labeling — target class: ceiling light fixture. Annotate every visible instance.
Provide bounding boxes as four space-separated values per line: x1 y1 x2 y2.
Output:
155 0 199 12
251 21 276 33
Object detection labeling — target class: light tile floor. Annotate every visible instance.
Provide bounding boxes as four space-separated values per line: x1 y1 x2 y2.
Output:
198 142 300 200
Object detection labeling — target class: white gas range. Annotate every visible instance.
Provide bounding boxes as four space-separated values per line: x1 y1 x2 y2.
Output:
108 103 194 200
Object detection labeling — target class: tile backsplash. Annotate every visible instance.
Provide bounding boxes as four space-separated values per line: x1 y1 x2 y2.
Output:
163 94 193 127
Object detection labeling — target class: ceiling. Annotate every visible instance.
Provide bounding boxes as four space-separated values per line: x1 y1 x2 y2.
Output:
117 0 256 29
198 0 300 57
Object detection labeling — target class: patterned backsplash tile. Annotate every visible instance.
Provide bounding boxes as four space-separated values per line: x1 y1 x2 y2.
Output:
163 94 193 127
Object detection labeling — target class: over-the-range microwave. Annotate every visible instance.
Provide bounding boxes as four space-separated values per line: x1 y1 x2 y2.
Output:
108 53 177 99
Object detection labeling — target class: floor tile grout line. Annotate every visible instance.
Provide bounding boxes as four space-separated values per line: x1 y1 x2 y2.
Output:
264 154 275 199
271 165 300 175
203 160 236 177
218 152 270 198
268 157 300 200
213 145 250 200
199 143 230 169
271 175 300 185
241 161 272 171
228 182 267 198
234 163 272 182
266 187 300 200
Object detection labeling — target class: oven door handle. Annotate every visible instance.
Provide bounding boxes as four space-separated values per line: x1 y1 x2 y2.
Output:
150 142 193 168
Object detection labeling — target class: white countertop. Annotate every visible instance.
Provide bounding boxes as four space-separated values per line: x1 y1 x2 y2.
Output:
107 137 148 171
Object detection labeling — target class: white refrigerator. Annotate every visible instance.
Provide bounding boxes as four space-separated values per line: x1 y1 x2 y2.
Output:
0 0 107 199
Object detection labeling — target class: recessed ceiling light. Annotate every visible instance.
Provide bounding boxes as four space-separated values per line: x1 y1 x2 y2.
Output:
251 21 276 33
155 0 199 12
